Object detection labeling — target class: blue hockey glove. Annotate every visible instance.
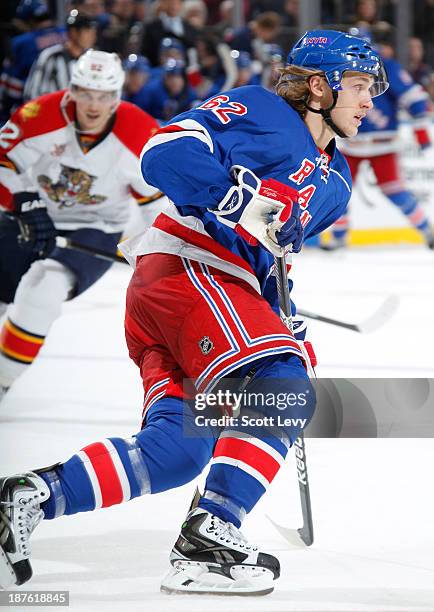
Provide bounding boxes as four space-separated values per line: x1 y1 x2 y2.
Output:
14 192 56 258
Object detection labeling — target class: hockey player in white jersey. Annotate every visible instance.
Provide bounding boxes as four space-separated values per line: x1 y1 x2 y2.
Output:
0 49 164 399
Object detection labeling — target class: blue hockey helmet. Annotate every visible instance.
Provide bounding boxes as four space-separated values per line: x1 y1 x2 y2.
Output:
123 54 150 74
287 29 388 97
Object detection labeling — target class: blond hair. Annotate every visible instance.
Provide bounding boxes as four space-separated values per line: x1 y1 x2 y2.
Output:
275 65 324 116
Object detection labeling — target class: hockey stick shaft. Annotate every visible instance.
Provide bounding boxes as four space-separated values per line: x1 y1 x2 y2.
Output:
297 308 360 331
298 294 399 334
56 236 127 264
274 254 314 546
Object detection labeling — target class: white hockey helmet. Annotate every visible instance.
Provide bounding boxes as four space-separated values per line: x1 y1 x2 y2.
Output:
70 49 125 95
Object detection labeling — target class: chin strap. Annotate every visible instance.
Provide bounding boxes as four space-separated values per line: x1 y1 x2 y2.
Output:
304 90 349 139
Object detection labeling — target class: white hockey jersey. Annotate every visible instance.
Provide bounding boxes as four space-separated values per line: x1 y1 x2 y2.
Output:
0 90 163 233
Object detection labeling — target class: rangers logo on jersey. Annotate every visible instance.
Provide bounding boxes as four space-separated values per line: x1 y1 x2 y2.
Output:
288 159 315 185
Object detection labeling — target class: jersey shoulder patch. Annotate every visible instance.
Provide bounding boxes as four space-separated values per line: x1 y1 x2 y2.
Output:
16 90 67 138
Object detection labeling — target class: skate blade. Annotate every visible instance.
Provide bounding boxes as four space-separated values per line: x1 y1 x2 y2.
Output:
160 563 274 596
0 546 16 590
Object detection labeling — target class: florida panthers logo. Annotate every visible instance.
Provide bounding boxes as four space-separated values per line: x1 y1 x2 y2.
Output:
37 165 107 208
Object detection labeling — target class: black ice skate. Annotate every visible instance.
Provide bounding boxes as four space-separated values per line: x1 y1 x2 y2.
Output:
160 508 280 596
0 472 49 589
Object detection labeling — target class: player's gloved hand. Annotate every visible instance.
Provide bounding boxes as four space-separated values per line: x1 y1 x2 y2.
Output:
211 166 303 256
14 191 56 258
264 178 304 253
414 127 432 151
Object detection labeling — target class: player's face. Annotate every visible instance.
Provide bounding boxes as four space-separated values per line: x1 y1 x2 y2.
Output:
331 73 374 137
73 88 118 133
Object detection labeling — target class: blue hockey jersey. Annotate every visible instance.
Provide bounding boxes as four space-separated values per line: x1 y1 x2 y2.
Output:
0 26 66 122
127 85 351 299
340 57 431 157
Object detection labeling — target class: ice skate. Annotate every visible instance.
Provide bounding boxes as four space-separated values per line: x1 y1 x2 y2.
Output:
160 508 279 596
0 472 49 589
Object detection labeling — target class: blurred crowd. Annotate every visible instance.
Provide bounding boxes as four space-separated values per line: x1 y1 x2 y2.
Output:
1 0 434 125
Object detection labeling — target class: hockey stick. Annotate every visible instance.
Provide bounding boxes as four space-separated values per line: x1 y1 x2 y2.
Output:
55 236 127 264
298 295 399 334
267 251 314 548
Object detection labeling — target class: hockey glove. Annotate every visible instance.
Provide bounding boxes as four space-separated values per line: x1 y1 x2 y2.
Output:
14 192 56 258
211 166 303 256
264 178 304 253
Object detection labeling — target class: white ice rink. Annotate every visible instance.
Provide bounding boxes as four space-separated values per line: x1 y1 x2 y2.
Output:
1 245 434 611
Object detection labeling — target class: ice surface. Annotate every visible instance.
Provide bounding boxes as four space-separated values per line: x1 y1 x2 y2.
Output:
1 246 433 611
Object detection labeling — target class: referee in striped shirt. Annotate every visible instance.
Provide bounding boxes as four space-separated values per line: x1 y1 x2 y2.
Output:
24 10 98 101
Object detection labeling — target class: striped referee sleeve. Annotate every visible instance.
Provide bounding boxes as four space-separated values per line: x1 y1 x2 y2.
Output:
23 45 73 101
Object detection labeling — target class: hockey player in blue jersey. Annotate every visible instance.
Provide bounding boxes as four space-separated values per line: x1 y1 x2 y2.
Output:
330 29 434 249
0 0 66 123
0 30 388 596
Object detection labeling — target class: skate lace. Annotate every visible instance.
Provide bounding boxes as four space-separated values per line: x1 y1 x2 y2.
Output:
0 495 44 557
207 515 258 551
